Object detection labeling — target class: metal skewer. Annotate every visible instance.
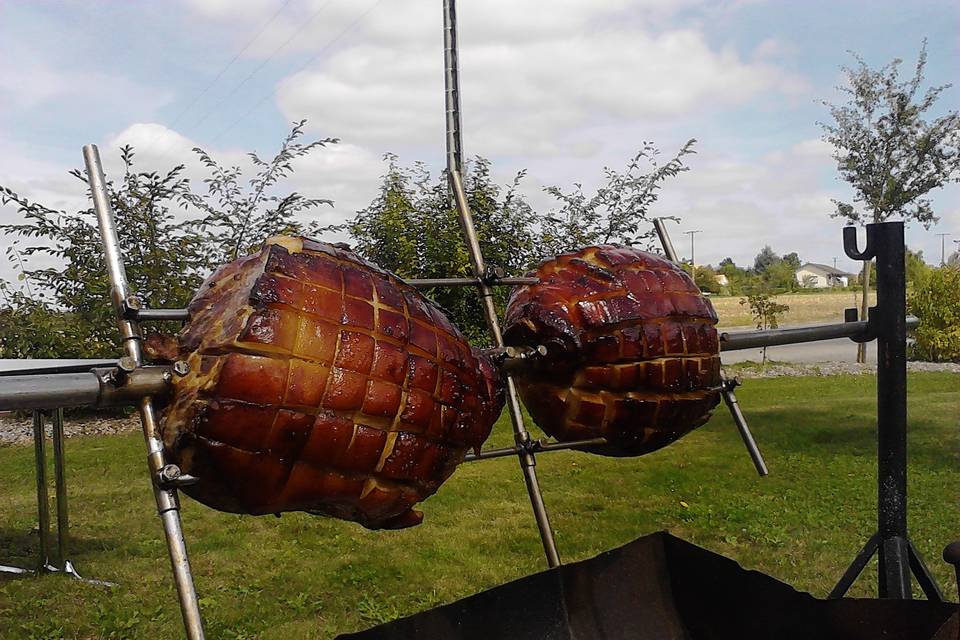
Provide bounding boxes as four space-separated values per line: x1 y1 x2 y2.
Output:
82 145 206 639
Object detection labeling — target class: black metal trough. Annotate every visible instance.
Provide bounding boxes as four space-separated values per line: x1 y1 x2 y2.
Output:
338 532 958 640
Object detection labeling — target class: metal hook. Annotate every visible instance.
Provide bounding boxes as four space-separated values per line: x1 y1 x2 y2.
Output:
843 226 876 261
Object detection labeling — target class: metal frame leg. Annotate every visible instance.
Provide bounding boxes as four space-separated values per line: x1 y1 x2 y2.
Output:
33 410 55 572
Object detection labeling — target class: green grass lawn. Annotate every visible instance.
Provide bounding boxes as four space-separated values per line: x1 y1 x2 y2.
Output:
1 372 958 639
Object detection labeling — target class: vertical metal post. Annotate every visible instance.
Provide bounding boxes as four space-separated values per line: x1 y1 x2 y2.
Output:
443 0 561 567
32 410 52 571
51 408 69 569
871 222 911 598
83 145 205 638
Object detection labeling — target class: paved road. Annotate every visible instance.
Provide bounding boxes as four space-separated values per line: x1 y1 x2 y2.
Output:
721 336 877 365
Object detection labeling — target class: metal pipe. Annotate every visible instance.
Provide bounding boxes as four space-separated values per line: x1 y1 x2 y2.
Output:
721 384 768 476
407 276 538 288
0 373 103 410
130 275 541 323
0 367 170 411
135 309 189 322
51 408 69 569
32 411 52 571
721 321 868 351
443 0 560 568
83 145 205 639
464 437 609 462
653 218 680 263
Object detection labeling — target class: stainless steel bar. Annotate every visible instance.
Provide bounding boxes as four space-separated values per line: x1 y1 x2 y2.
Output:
0 372 102 410
32 411 52 570
721 385 768 476
443 0 560 568
51 408 69 569
407 276 538 288
464 437 609 462
720 321 868 350
0 368 170 411
135 309 189 321
83 144 205 639
653 218 680 263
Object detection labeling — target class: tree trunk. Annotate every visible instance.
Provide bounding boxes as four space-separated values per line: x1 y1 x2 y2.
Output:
857 260 871 363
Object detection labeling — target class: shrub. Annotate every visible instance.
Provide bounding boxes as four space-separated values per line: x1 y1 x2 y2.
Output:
908 265 960 362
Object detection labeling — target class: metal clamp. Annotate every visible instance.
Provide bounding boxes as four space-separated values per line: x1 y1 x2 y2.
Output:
157 464 200 490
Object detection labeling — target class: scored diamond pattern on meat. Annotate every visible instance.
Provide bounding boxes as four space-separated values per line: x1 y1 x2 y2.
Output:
504 245 721 456
159 237 503 529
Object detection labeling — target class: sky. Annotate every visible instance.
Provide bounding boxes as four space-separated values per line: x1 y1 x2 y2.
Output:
1 0 958 288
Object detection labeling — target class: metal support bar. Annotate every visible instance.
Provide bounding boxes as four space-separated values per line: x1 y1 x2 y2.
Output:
130 276 542 323
464 437 609 462
33 411 54 572
51 408 69 569
443 0 560 568
719 317 919 352
407 276 538 288
1 409 114 585
83 144 205 638
0 366 171 411
720 380 768 476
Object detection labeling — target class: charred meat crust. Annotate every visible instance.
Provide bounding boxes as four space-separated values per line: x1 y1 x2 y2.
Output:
504 245 721 457
159 237 505 529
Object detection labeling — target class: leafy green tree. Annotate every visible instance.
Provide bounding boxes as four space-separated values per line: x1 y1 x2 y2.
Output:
752 246 780 273
539 140 695 256
335 155 538 344
908 265 960 362
904 247 931 285
740 292 790 364
0 121 335 358
819 41 960 361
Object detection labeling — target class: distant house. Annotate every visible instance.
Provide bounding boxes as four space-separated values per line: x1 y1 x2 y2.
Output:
795 263 854 288
714 274 729 287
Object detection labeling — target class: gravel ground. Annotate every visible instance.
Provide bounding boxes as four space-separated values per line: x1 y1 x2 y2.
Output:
728 360 960 379
0 414 140 447
1 362 957 446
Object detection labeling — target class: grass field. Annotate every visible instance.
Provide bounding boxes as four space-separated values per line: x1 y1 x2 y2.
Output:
1 372 957 639
711 290 877 328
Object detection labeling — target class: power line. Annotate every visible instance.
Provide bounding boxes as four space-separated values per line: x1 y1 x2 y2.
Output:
207 0 386 146
165 0 295 133
189 0 338 131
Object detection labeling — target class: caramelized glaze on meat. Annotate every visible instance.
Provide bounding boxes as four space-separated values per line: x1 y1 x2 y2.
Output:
503 245 720 456
159 237 503 529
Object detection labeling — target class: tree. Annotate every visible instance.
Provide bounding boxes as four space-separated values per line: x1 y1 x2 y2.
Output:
539 140 696 256
753 246 780 273
0 121 335 358
341 145 694 343
740 292 790 364
904 247 931 285
907 265 960 362
335 155 539 344
819 41 960 361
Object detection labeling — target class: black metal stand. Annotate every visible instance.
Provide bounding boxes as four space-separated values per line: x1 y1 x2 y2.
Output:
829 221 944 601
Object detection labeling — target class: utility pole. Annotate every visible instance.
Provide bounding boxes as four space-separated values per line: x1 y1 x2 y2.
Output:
684 230 702 269
935 232 950 265
833 257 838 270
